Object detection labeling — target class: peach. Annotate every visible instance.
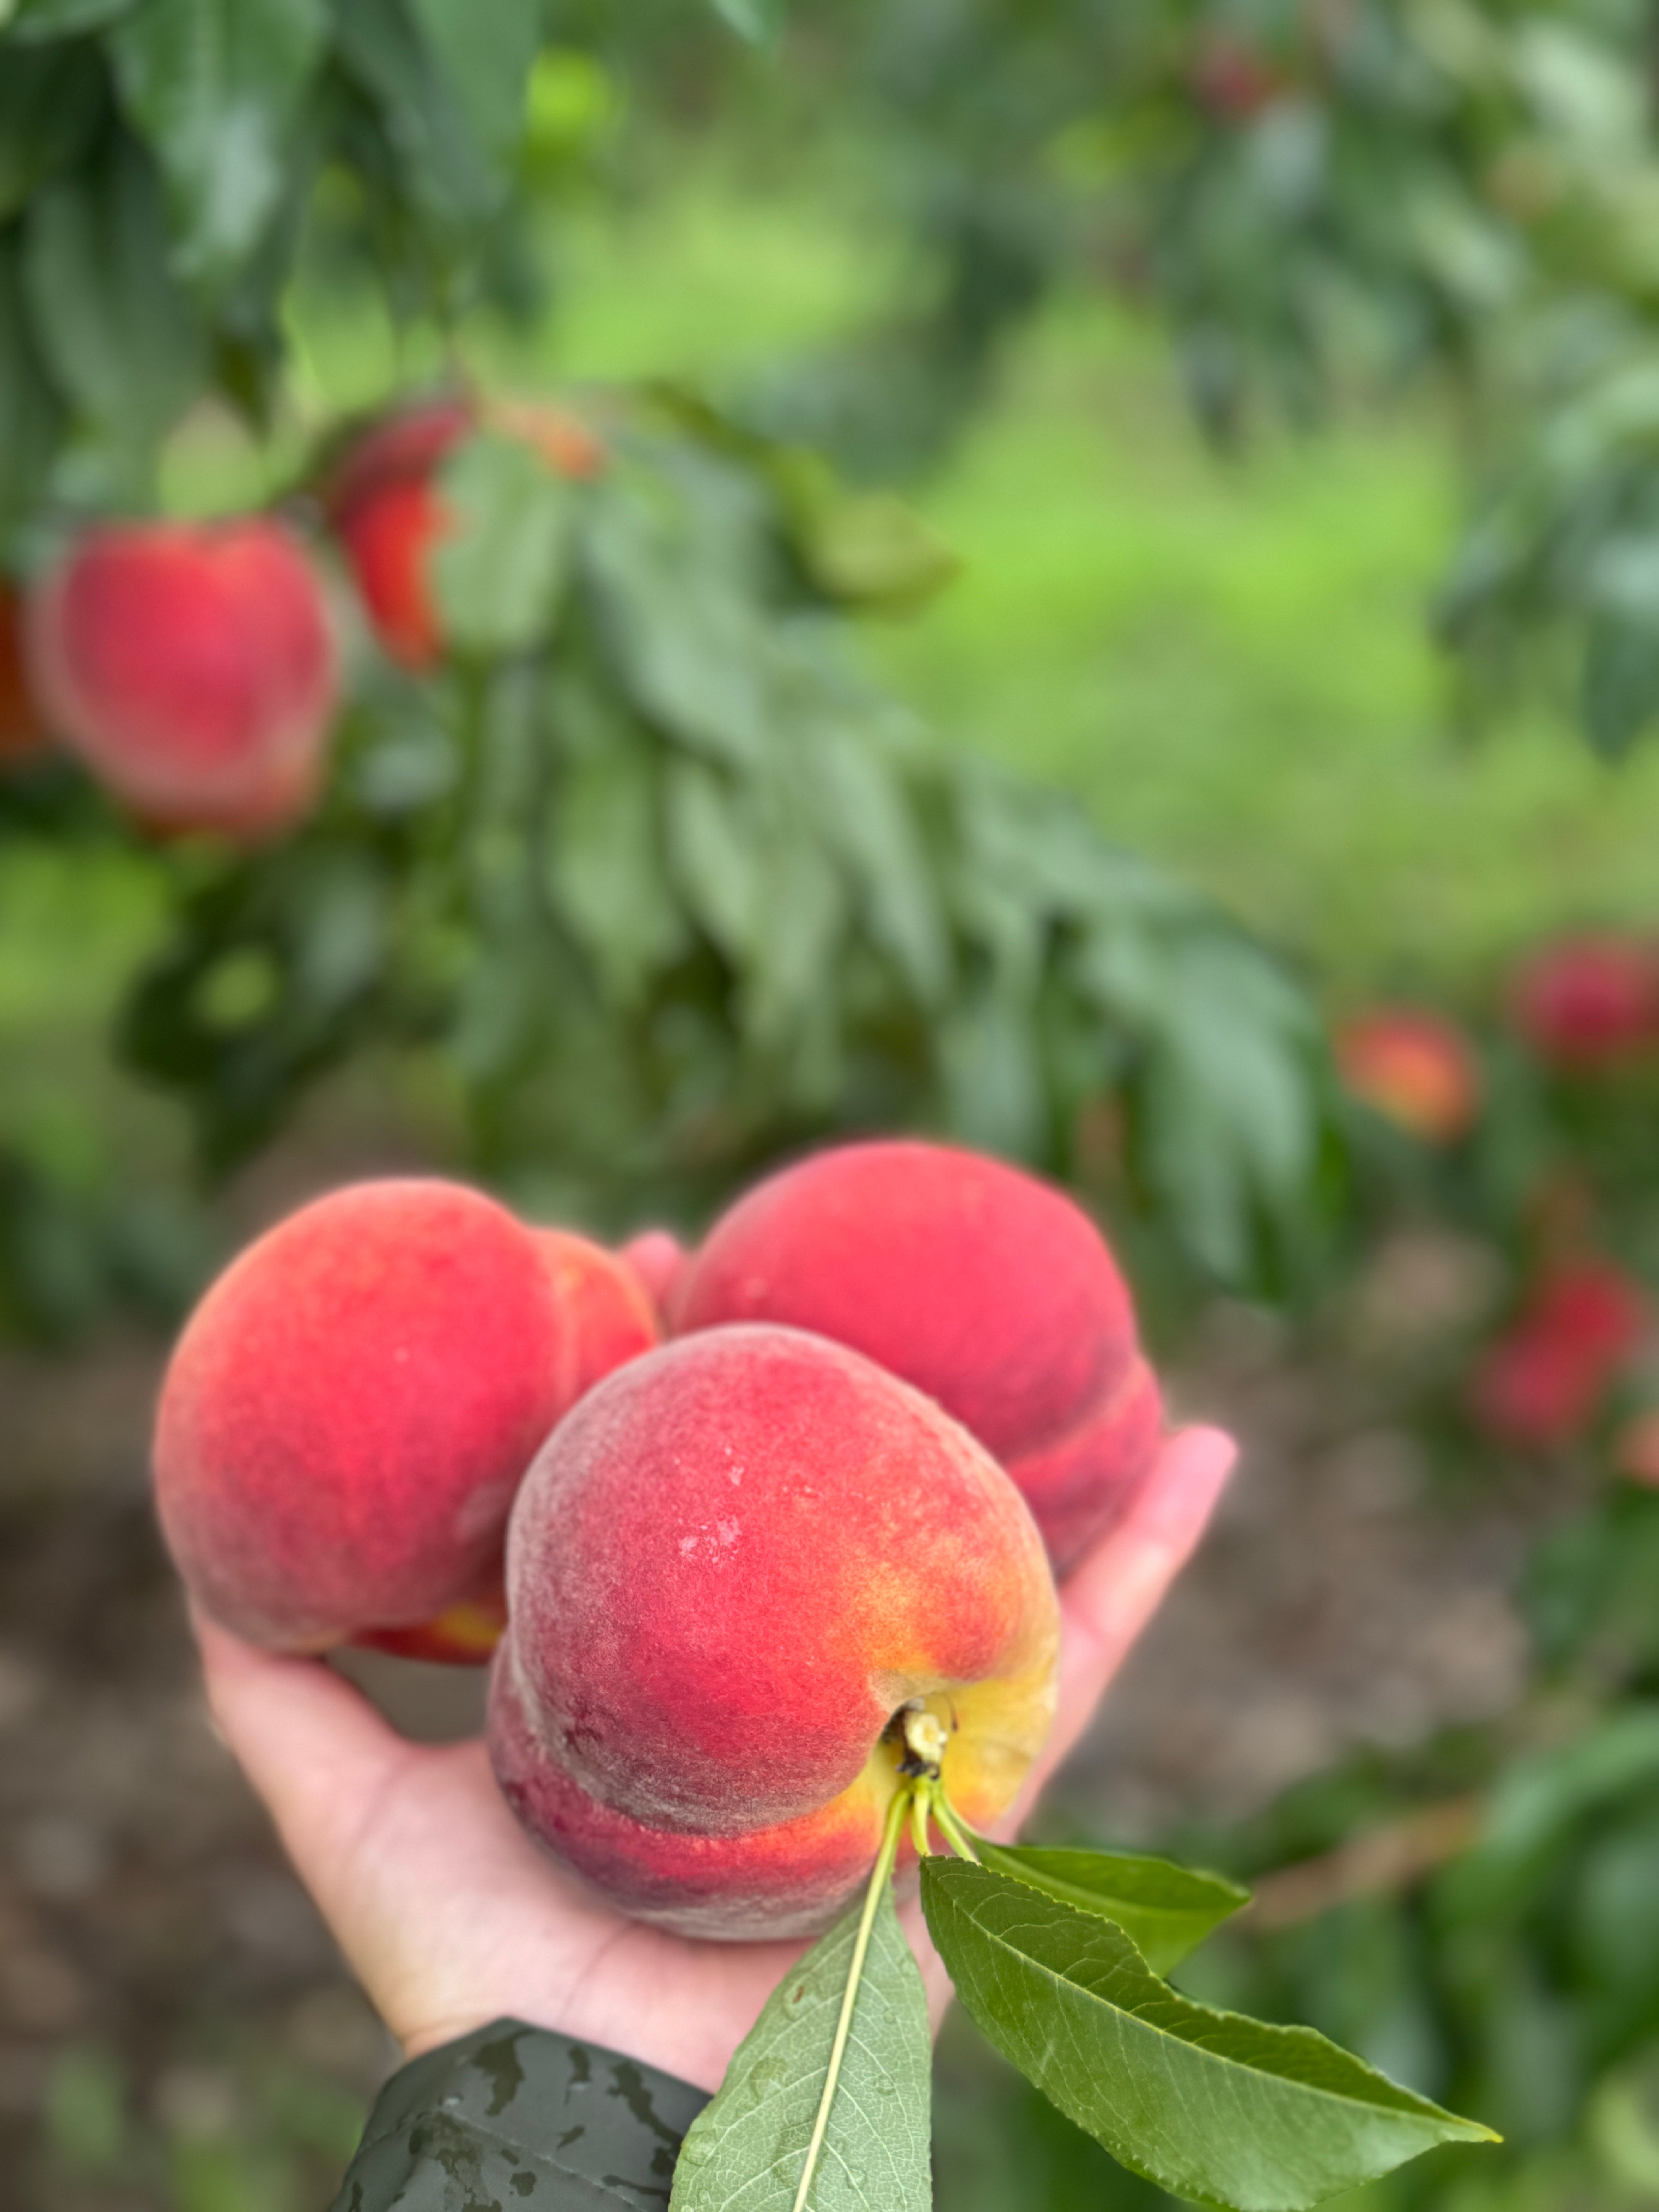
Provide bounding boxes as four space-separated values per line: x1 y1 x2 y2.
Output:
1334 1007 1481 1144
489 1324 1059 1938
1508 936 1659 1070
673 1140 1163 1572
534 1226 662 1403
619 1227 690 1322
25 520 337 839
153 1180 651 1658
1469 1259 1647 1449
328 395 604 670
0 584 48 767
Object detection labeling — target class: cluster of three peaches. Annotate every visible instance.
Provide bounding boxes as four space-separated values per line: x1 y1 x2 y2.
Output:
154 1142 1163 1938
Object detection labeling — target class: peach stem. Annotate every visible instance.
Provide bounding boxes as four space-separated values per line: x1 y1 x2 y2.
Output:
790 1780 913 2212
927 1791 981 1865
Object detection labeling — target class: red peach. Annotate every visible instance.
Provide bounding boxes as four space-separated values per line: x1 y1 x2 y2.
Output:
1508 936 1659 1070
489 1324 1059 1938
24 520 336 839
1468 1259 1647 1449
155 1181 569 1654
673 1140 1163 1572
328 395 604 671
619 1227 690 1322
1334 1007 1482 1144
1190 33 1286 121
0 584 48 767
534 1227 662 1405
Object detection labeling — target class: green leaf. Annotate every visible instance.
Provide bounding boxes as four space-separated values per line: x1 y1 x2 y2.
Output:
5 0 137 39
546 727 689 999
708 0 787 43
665 756 764 965
921 1858 1495 2212
1581 615 1659 760
23 130 204 468
331 0 499 225
0 230 65 539
795 488 960 613
973 1845 1249 1978
431 432 575 658
806 725 950 1005
0 45 105 221
584 486 771 766
405 0 539 170
668 1884 931 2212
109 0 327 289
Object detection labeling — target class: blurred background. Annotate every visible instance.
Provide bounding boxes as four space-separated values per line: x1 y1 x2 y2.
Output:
8 2 1659 2205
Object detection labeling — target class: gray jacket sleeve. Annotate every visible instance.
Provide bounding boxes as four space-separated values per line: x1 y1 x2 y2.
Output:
328 2019 711 2211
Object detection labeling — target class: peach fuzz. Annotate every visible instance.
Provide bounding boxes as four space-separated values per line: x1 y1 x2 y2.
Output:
154 1180 570 1655
489 1324 1060 1939
25 520 336 838
358 1231 658 1664
674 1140 1163 1572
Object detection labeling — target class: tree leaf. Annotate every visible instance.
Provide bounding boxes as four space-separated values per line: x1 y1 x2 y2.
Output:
0 43 105 222
973 1844 1249 1977
0 230 65 539
584 485 771 766
431 432 575 658
22 130 204 469
921 1858 1496 2212
546 727 689 999
668 1884 931 2212
109 0 327 288
331 0 500 225
405 0 539 170
5 0 138 39
707 0 787 44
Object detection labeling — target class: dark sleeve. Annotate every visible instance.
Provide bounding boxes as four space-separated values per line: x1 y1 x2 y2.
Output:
328 2018 711 2211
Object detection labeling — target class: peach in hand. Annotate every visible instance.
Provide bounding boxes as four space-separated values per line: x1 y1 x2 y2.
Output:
488 1323 1060 1939
673 1140 1163 1572
153 1180 655 1659
25 520 337 839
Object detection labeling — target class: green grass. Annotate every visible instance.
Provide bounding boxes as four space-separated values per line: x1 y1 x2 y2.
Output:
536 182 1659 997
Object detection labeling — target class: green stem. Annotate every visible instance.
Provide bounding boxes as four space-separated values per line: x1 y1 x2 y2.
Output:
929 1793 981 1864
790 1781 913 2212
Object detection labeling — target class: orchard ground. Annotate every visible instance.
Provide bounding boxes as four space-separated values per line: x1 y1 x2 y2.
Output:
2 167 1650 2207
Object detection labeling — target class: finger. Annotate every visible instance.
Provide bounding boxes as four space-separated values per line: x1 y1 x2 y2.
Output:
193 1613 461 1925
1026 1424 1235 1800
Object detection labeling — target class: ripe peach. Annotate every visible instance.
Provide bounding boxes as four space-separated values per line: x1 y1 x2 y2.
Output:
328 394 604 670
1508 936 1659 1070
1469 1259 1647 1449
489 1324 1059 1938
534 1226 662 1403
0 584 48 767
25 520 337 839
619 1227 690 1322
155 1180 576 1655
1334 1007 1481 1144
673 1141 1163 1572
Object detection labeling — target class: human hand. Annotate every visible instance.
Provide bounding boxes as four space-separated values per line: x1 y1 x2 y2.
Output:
194 1424 1234 2095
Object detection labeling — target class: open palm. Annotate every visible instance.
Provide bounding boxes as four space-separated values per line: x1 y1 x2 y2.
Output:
196 1424 1233 2095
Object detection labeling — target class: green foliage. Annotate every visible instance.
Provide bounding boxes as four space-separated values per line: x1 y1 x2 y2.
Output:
670 1883 933 2212
970 1843 1247 1977
922 1856 1492 2211
120 404 1332 1282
